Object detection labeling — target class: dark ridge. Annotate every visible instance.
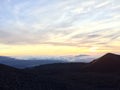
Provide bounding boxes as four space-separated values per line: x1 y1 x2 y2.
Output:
1 53 120 90
0 63 68 90
0 63 18 72
25 62 88 75
83 53 120 72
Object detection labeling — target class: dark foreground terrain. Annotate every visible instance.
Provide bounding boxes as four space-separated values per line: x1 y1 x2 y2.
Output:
0 53 120 90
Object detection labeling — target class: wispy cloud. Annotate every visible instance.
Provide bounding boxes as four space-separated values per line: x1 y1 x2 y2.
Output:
0 0 120 54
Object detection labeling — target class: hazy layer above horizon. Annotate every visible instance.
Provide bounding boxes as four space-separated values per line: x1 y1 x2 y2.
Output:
0 0 120 56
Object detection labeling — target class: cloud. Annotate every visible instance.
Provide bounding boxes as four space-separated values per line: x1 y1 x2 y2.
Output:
95 1 110 8
0 0 119 51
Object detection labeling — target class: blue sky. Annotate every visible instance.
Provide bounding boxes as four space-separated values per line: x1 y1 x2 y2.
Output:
0 0 120 56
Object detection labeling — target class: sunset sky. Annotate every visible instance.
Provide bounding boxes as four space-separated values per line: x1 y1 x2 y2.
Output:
0 0 120 56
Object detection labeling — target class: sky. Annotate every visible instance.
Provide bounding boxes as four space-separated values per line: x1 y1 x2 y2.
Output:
0 0 120 56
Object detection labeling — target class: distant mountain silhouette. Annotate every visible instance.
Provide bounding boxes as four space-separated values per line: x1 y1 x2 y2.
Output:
1 53 120 90
83 53 120 72
24 53 120 90
0 56 64 68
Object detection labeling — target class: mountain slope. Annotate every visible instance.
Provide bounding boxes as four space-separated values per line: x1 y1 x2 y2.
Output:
0 63 19 73
24 53 120 90
83 53 120 72
1 53 120 90
25 62 87 75
0 63 68 90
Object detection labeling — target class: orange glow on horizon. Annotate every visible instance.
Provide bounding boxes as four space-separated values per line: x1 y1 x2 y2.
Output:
0 44 119 56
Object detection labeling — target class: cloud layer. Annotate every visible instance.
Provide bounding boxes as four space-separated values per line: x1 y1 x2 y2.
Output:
0 0 120 53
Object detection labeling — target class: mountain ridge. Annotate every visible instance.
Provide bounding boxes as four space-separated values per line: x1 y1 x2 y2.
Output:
0 56 64 68
0 53 120 90
83 53 120 72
